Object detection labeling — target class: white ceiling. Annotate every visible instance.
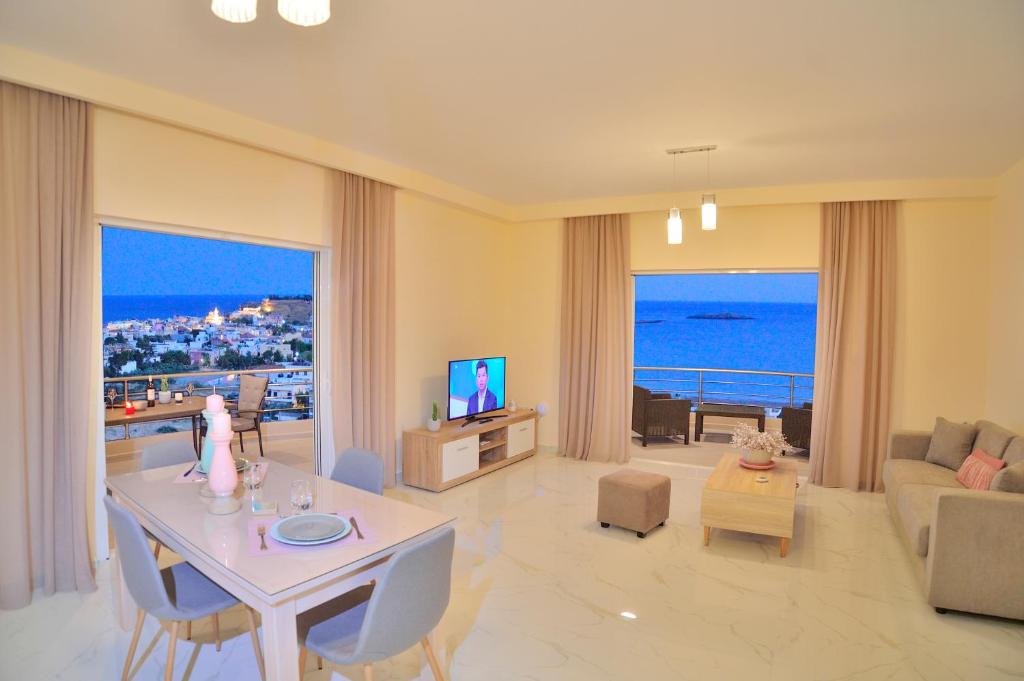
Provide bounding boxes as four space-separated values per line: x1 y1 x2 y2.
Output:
1 0 1022 204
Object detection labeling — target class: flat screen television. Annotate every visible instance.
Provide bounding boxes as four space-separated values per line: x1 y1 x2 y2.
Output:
448 356 506 421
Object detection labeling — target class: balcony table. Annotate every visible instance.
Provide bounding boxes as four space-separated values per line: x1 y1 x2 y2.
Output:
105 462 455 681
105 395 207 452
694 402 766 442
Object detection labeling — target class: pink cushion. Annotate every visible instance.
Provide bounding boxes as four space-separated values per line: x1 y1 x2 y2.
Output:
956 448 1006 490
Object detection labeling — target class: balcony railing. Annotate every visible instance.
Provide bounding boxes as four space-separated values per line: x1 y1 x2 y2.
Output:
633 366 814 413
103 367 314 441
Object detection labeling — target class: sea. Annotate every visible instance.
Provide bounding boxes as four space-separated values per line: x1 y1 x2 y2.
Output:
102 294 270 324
634 300 816 406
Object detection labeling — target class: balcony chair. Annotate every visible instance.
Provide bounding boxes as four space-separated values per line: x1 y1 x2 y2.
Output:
201 374 270 457
104 497 265 681
296 527 455 680
330 447 385 495
632 385 693 446
781 403 813 456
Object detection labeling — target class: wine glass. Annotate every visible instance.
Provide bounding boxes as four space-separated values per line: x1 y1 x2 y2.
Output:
290 480 313 514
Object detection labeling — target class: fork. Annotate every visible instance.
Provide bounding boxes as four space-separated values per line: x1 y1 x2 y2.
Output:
257 525 268 551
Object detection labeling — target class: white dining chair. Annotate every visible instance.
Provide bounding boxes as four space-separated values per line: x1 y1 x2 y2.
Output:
296 526 455 680
330 447 385 495
105 496 266 681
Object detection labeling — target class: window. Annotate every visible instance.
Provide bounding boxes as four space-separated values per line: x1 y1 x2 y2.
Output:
633 272 817 409
101 226 316 443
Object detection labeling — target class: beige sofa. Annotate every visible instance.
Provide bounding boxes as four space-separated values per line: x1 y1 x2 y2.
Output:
883 421 1024 619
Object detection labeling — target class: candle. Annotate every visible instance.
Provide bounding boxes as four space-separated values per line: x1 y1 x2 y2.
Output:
206 393 224 413
174 392 184 403
125 400 135 415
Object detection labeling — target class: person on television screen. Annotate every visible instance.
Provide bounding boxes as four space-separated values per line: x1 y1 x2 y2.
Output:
466 360 498 415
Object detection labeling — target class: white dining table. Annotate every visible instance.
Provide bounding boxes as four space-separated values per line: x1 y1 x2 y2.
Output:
105 462 455 681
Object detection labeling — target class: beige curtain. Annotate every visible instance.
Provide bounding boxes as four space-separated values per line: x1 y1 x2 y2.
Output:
329 171 397 486
0 81 96 608
809 200 897 491
559 214 633 463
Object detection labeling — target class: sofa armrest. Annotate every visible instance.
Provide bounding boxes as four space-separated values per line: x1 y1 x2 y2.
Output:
926 490 1024 619
888 430 931 460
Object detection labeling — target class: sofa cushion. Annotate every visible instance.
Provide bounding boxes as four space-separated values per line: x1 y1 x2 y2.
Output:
924 418 978 470
896 484 940 557
883 459 962 496
991 462 1024 494
956 449 1006 490
973 421 1017 459
1003 438 1024 467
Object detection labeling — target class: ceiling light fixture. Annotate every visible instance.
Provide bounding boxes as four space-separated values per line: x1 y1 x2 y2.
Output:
278 0 331 26
701 147 717 231
211 0 257 23
666 150 684 245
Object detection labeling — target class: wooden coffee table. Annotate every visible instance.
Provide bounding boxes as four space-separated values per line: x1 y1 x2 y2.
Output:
700 453 798 557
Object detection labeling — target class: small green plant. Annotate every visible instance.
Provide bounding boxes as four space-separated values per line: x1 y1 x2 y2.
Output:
431 400 439 421
160 377 170 391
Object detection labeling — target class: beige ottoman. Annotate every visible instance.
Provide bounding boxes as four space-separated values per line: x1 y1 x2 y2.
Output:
598 469 671 538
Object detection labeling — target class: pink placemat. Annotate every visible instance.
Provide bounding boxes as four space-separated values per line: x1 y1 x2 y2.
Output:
173 463 206 484
247 511 372 556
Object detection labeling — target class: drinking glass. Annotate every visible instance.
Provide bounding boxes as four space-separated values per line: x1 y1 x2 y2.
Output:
290 479 313 514
243 463 266 491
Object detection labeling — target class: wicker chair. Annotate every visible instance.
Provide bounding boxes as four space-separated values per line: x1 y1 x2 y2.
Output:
781 404 813 455
632 385 692 446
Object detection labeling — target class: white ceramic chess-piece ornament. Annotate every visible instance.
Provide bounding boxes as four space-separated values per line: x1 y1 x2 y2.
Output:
207 411 241 514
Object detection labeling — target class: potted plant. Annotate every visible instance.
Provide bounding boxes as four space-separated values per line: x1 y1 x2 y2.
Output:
427 400 442 432
158 377 172 404
731 424 788 465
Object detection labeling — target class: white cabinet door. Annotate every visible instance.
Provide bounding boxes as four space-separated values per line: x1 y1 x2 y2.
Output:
507 419 536 457
442 435 479 482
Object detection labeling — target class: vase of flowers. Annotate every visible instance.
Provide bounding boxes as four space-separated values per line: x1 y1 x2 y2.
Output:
427 401 442 432
731 424 788 465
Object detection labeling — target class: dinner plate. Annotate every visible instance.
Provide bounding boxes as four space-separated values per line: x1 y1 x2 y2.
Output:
272 514 351 545
197 458 247 475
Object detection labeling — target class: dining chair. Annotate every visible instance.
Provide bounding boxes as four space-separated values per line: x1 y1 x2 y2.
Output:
297 526 455 680
139 440 197 562
330 447 385 495
104 497 266 681
233 374 270 457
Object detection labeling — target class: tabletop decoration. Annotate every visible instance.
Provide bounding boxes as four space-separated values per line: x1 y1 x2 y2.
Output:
124 400 135 415
207 411 241 515
199 393 227 473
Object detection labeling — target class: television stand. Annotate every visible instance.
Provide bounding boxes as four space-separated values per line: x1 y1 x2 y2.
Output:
403 410 538 492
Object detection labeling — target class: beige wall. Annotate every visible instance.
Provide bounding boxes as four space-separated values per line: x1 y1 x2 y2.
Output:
891 199 993 430
630 203 820 271
986 158 1024 432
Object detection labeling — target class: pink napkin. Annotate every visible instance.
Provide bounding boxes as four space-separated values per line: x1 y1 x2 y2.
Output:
247 512 370 556
173 463 206 484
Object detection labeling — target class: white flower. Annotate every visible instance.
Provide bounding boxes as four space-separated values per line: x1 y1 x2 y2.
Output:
730 423 788 454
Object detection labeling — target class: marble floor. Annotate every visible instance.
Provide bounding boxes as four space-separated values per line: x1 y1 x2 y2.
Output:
2 452 1022 681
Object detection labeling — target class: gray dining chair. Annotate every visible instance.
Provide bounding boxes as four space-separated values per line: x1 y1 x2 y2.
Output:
139 440 197 563
296 526 455 680
330 447 385 495
104 497 265 681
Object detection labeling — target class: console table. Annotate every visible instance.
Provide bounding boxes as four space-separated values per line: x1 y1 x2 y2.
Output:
402 409 538 492
694 402 765 441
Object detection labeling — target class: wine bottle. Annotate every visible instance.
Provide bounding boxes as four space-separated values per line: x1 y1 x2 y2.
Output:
146 376 156 407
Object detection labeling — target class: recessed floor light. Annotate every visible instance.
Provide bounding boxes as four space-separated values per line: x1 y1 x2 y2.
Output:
620 611 637 620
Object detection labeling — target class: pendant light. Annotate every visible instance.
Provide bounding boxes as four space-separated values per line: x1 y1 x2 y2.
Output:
666 150 684 245
278 0 331 26
701 148 717 231
211 0 257 23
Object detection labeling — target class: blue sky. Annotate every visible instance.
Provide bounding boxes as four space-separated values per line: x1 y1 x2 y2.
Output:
635 273 818 303
102 227 314 295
